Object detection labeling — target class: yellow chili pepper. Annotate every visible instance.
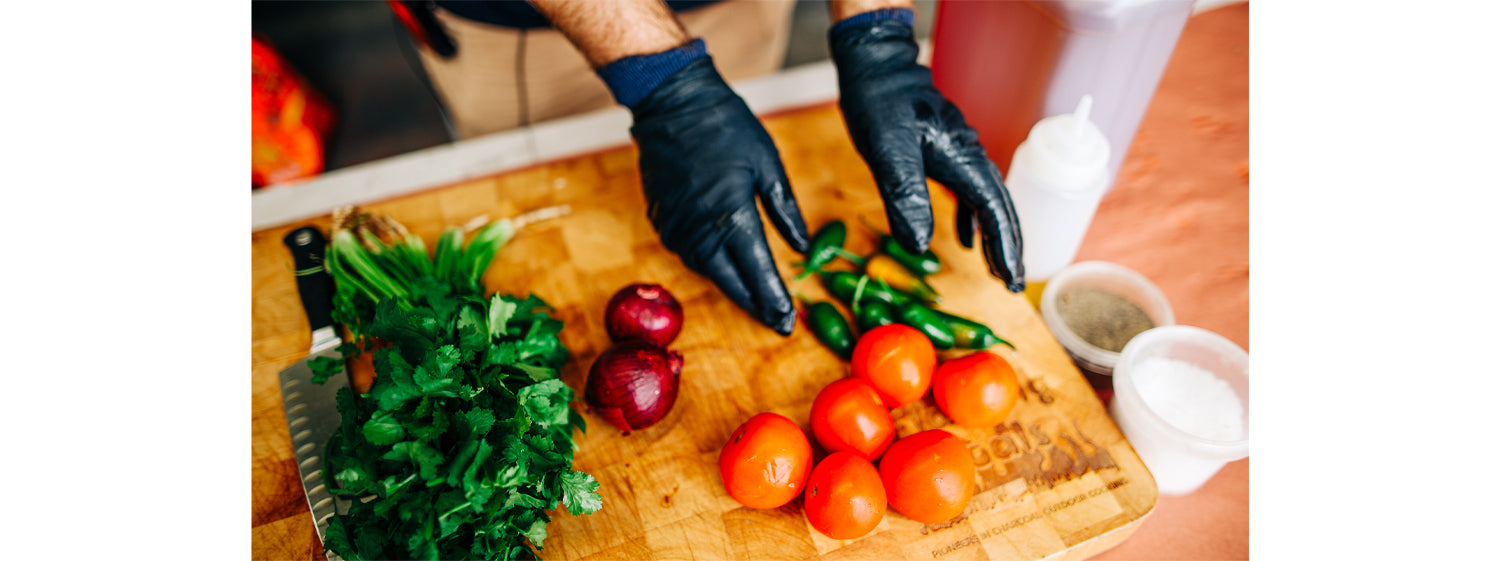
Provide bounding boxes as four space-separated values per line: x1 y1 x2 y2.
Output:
864 253 941 305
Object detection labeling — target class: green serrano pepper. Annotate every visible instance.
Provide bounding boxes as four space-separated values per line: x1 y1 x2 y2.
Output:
804 300 855 359
855 299 897 332
794 220 848 280
880 234 941 276
932 309 1016 351
897 302 956 350
821 271 912 308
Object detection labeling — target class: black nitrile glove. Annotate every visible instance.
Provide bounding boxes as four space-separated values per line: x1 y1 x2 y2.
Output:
829 9 1025 292
629 57 811 335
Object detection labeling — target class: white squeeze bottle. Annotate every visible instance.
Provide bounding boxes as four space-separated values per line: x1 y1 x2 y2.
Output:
1007 95 1111 307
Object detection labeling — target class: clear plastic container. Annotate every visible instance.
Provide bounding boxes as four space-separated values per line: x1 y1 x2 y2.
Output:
1040 261 1174 376
1110 325 1249 495
931 0 1195 193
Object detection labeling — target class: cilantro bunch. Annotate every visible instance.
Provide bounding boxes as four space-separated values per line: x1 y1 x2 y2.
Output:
312 207 600 560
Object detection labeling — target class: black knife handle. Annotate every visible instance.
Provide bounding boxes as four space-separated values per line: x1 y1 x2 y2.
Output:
283 226 336 334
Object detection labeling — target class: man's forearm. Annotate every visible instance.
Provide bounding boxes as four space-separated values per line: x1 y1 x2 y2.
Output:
828 0 916 23
530 0 692 68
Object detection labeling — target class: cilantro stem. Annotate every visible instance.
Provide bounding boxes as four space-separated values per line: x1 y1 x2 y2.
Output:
440 500 474 519
380 472 418 498
332 230 407 302
434 228 464 287
324 243 376 304
360 230 419 287
460 219 516 293
400 235 433 278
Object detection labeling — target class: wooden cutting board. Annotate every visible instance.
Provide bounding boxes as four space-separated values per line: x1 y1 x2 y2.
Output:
250 102 1157 561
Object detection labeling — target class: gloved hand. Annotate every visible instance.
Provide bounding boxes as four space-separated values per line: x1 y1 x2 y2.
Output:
829 10 1025 292
630 57 811 335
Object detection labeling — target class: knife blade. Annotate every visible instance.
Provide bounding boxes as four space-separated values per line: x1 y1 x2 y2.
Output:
278 225 352 553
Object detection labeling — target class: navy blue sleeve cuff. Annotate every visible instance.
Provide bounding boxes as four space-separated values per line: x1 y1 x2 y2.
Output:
596 38 709 109
829 7 915 38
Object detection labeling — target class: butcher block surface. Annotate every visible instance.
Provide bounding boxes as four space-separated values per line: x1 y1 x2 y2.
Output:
253 5 1248 558
251 99 1158 561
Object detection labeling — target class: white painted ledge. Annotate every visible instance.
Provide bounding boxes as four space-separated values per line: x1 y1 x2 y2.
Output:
252 59 850 231
248 33 942 232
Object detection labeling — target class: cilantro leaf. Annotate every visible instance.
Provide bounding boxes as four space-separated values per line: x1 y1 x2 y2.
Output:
463 408 496 437
369 349 421 410
308 355 344 384
321 516 353 559
517 318 567 366
385 440 445 481
403 402 451 441
504 488 548 511
569 408 588 437
518 379 573 427
495 436 535 488
414 345 462 398
332 465 376 496
367 298 439 350
507 294 554 324
334 387 362 443
438 513 467 540
486 341 520 369
560 470 604 516
511 362 556 382
488 294 518 339
455 305 489 358
419 345 462 379
462 439 497 508
518 516 548 547
361 410 405 445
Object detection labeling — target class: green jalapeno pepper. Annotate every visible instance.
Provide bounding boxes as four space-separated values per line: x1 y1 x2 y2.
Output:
932 309 1016 350
794 220 848 280
879 234 941 276
803 300 855 359
897 302 956 350
855 299 897 332
822 271 912 308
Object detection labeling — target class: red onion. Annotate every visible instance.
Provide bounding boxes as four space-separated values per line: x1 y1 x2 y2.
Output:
604 283 683 347
585 340 684 434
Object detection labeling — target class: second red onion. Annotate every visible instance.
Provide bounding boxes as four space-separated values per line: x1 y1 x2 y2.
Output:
584 340 684 434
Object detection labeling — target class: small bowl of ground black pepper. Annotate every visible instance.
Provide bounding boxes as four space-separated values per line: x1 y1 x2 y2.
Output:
1040 261 1175 377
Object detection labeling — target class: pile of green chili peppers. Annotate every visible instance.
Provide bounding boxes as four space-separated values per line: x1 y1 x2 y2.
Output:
794 219 1015 359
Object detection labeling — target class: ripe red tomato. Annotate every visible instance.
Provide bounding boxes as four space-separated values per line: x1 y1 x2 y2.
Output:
719 412 813 509
803 452 887 540
850 324 936 408
810 377 896 461
878 429 975 524
932 351 1022 428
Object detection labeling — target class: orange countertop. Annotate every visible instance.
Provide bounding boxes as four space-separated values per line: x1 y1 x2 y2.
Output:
1079 4 1248 559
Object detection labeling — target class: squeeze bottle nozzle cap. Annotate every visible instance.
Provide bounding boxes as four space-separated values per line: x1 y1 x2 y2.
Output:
1020 94 1111 190
1072 94 1093 138
1044 94 1106 163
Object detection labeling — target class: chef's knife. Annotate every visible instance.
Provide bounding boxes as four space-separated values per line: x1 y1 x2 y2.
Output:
279 226 351 552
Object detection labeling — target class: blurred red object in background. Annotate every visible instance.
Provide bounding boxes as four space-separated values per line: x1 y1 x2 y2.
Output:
252 35 335 189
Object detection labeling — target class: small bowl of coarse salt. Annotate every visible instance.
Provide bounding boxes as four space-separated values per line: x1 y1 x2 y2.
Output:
1109 325 1248 496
